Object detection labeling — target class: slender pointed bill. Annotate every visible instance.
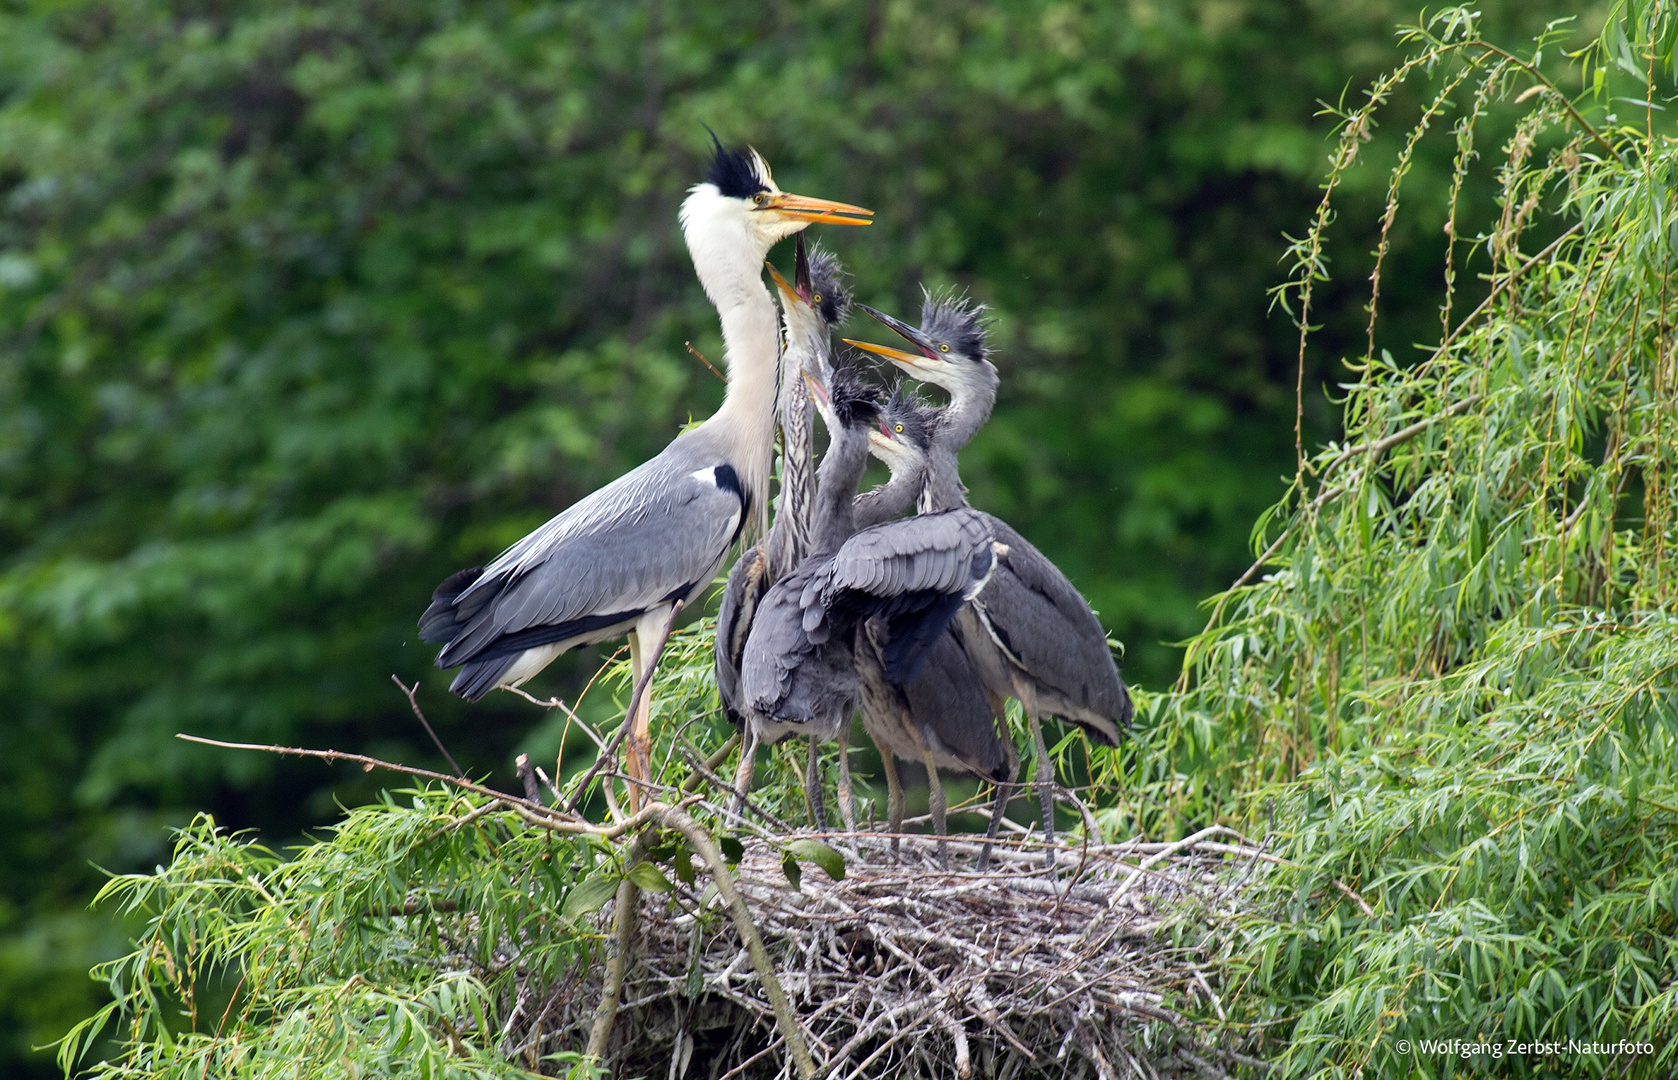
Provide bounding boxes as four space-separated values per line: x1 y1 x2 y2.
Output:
765 235 816 308
844 337 921 366
794 233 813 296
764 192 873 226
766 262 803 308
845 303 941 371
801 368 829 405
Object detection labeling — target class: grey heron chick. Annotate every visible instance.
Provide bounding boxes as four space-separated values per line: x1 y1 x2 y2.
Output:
852 390 1015 867
715 236 853 734
732 365 925 826
741 371 1005 829
847 294 1133 865
419 139 870 800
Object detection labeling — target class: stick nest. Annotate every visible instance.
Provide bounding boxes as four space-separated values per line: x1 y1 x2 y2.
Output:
506 830 1271 1079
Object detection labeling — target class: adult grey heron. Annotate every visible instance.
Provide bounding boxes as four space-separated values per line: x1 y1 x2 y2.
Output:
419 140 870 797
852 393 1015 868
846 294 1132 865
741 370 1005 829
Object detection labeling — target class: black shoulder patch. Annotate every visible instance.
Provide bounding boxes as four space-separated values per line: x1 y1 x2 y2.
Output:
706 133 769 199
712 463 743 497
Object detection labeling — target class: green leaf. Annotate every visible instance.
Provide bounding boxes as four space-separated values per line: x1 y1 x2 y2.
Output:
718 835 745 865
561 873 619 919
785 839 846 882
671 846 695 886
627 862 674 894
780 851 802 891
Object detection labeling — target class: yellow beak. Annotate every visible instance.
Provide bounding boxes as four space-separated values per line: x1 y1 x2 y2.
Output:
843 338 925 368
766 262 802 307
762 192 873 226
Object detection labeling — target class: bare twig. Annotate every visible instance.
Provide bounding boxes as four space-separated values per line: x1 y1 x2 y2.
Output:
686 340 727 383
391 675 465 778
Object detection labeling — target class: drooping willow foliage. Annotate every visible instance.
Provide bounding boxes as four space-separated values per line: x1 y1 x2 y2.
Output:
54 5 1678 1079
1083 3 1678 1076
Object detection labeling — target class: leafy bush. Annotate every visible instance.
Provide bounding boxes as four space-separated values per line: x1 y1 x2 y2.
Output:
1095 4 1678 1075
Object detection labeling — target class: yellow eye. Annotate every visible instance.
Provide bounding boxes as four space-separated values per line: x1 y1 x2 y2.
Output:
894 424 904 433
938 343 950 353
812 293 822 303
753 192 768 205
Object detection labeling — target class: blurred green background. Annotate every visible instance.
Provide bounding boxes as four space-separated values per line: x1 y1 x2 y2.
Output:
0 0 1587 1074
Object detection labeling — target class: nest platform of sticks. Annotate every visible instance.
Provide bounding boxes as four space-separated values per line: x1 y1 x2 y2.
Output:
508 826 1273 1080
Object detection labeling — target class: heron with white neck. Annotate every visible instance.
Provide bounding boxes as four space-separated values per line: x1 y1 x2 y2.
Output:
419 140 870 802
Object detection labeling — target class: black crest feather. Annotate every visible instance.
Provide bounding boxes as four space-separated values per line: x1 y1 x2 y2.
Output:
805 242 854 327
705 132 770 199
918 288 990 362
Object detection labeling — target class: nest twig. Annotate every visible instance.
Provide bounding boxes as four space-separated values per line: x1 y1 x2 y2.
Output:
500 828 1272 1079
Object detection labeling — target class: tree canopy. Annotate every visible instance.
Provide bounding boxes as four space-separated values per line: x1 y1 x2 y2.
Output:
0 0 1604 1075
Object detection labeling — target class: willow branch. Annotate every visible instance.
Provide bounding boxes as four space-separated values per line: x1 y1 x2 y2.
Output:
651 804 816 1080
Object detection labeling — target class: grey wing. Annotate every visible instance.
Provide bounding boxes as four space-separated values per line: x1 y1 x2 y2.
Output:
739 565 856 736
903 629 1014 782
973 517 1132 743
811 508 1000 683
434 460 744 669
819 508 997 610
715 544 767 729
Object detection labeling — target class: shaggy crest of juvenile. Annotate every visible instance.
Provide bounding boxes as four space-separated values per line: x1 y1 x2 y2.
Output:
918 287 990 361
804 242 854 326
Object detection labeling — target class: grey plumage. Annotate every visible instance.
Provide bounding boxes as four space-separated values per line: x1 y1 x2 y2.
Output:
847 392 1015 866
715 237 851 729
423 436 747 700
851 293 1132 862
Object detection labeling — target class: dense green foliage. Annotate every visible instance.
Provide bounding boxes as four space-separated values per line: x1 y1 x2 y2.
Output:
1094 5 1678 1075
0 0 1620 1076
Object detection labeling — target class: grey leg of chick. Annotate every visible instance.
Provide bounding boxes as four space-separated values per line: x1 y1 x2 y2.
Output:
835 722 858 842
805 736 827 831
922 747 948 870
731 728 759 821
1027 709 1057 872
880 749 905 862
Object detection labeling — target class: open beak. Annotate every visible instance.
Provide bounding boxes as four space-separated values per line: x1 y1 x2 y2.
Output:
844 304 939 370
766 262 802 308
762 192 873 226
767 235 816 308
794 233 813 296
800 368 829 405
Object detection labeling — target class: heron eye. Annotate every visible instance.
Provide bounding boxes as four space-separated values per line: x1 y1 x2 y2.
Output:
753 192 768 206
812 293 822 303
894 424 904 434
938 343 950 353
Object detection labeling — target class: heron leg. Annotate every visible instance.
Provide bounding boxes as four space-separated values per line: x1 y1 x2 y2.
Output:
835 722 858 842
1027 705 1057 871
731 727 760 820
805 737 827 831
979 745 1017 872
880 750 905 863
921 748 948 870
625 629 648 814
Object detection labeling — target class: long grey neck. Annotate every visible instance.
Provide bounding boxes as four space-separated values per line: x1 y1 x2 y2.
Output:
920 443 969 514
766 344 817 576
919 385 991 512
809 427 873 557
855 457 927 530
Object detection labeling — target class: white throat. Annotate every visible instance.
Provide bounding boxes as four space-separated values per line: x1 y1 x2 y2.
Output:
680 184 786 537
